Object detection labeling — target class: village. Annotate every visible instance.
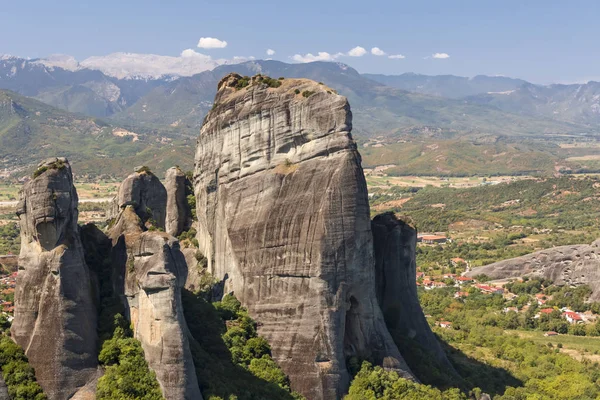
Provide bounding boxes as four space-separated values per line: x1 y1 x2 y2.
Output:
0 271 16 321
416 253 597 336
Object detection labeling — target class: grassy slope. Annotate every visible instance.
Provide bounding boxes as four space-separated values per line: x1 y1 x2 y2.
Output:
0 90 195 178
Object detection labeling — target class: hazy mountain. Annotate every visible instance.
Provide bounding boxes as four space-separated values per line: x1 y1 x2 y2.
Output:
116 60 592 139
466 81 600 126
0 89 194 178
0 55 168 117
363 72 527 98
79 52 225 80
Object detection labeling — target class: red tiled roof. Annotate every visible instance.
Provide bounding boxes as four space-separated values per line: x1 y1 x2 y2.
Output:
564 311 582 320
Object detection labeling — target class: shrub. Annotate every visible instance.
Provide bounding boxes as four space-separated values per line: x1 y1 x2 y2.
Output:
32 159 67 179
135 166 153 175
233 76 251 89
301 91 314 98
0 336 46 399
294 89 300 95
96 314 162 399
214 295 242 321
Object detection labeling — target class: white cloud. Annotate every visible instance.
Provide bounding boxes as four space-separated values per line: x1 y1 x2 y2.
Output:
266 49 275 56
348 46 367 57
432 52 450 59
180 49 211 59
232 56 256 62
291 52 341 63
197 37 228 49
80 49 261 79
388 54 406 59
371 47 386 56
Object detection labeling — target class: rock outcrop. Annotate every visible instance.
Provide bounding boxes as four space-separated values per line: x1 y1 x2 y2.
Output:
165 166 192 237
372 212 453 370
109 200 201 398
194 74 414 399
12 158 98 399
466 239 600 301
110 168 167 229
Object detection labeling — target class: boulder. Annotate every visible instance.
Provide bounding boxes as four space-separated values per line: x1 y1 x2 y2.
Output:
193 74 413 399
165 167 192 237
466 239 600 301
110 168 167 229
12 158 99 399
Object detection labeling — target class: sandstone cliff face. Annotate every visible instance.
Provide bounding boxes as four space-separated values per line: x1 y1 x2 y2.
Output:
12 158 98 399
466 239 600 301
111 169 167 229
109 203 201 398
165 166 192 237
194 74 413 399
372 212 453 370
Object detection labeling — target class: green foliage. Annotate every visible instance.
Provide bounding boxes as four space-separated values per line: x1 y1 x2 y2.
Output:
346 362 467 400
32 159 66 178
0 222 20 255
301 90 314 98
0 336 46 399
96 314 163 400
294 89 300 95
400 176 600 233
186 194 197 221
261 76 282 88
233 76 251 90
214 294 242 321
182 290 302 399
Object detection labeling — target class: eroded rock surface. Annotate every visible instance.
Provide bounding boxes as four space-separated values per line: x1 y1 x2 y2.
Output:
12 158 98 399
466 239 600 301
165 166 192 237
194 74 413 399
110 168 167 229
372 212 454 371
109 205 201 400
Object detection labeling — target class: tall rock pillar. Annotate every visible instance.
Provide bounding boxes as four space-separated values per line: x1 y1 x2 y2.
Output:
12 158 98 399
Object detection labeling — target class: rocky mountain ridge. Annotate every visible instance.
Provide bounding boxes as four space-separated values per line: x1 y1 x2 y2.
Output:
9 75 451 399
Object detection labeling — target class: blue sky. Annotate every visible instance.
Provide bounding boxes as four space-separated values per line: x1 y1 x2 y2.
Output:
1 0 599 83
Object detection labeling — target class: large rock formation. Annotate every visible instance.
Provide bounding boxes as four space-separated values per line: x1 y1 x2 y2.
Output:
372 212 453 370
466 239 600 301
12 158 99 399
109 183 201 399
110 168 167 229
165 166 192 237
194 74 414 399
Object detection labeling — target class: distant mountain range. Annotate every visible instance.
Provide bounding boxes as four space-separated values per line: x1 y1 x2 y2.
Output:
0 89 195 178
2 53 600 178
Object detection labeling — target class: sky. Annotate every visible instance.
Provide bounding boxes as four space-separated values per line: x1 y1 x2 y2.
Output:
1 0 599 83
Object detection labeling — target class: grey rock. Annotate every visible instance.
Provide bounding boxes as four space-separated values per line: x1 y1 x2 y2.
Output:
110 169 167 229
0 375 9 400
165 167 192 237
12 157 98 399
194 73 413 399
466 239 600 301
109 206 202 400
372 212 454 371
